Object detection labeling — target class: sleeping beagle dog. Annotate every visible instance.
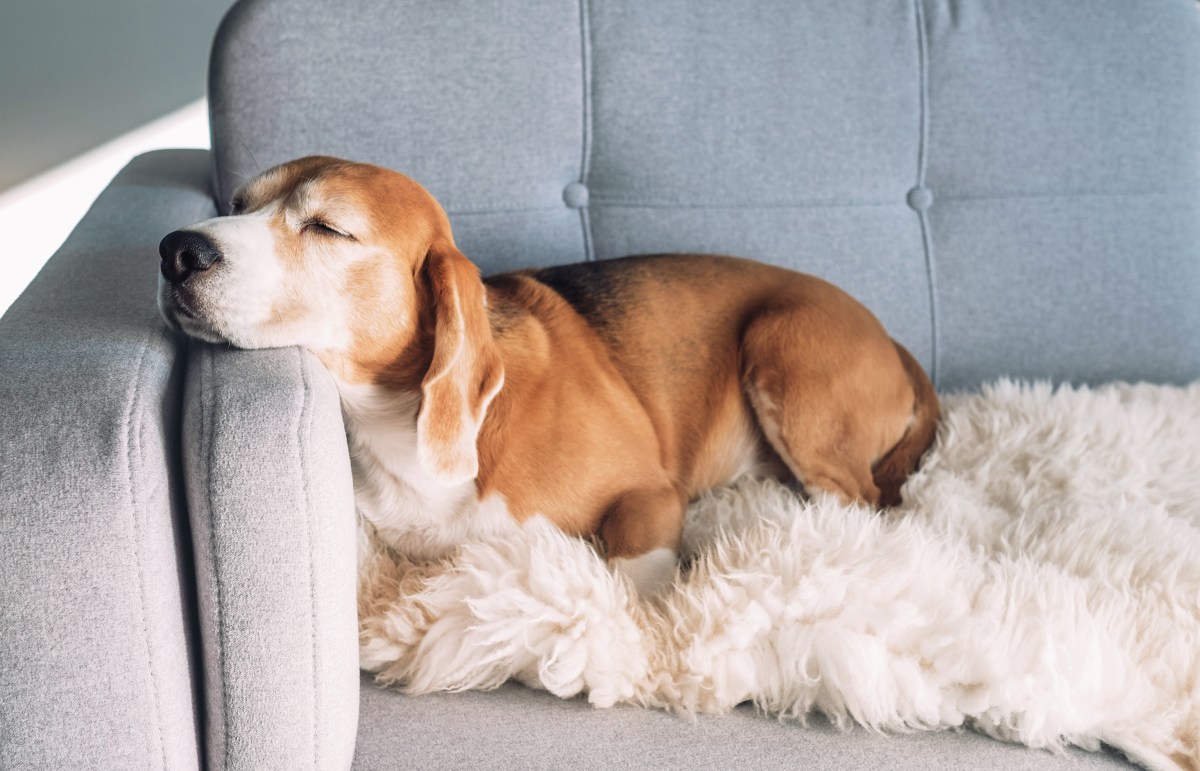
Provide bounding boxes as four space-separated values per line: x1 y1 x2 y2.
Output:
158 156 938 596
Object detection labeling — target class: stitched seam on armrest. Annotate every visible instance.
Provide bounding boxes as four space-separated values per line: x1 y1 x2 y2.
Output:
124 329 170 769
297 349 321 769
199 345 231 771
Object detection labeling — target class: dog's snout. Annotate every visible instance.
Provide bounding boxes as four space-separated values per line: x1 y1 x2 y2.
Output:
159 230 222 284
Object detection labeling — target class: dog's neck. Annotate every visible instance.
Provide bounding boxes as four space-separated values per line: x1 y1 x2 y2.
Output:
333 376 518 562
334 378 474 560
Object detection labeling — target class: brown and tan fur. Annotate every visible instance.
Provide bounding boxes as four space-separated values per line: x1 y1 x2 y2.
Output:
157 156 939 594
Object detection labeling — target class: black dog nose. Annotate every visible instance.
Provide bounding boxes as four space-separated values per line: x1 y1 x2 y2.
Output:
159 230 222 283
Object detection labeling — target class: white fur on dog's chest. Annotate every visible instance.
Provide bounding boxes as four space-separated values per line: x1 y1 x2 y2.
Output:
337 381 519 561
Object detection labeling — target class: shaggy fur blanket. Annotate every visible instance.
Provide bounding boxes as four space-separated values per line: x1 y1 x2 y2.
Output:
358 380 1200 770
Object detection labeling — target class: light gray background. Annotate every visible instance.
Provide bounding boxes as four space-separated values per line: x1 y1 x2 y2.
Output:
0 0 234 191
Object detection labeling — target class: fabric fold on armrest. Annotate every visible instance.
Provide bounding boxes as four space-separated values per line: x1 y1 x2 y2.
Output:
183 343 359 771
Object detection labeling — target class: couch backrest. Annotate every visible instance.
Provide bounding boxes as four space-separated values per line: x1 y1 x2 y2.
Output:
208 0 1200 391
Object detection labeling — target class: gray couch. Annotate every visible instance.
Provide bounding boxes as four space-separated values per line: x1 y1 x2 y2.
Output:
2 0 1198 768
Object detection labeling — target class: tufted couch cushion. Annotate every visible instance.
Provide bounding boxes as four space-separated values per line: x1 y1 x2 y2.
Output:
210 0 1200 392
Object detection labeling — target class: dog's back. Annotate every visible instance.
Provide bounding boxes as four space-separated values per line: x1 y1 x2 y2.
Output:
487 253 939 511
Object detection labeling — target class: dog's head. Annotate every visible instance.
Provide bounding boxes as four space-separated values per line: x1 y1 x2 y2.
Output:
158 155 503 482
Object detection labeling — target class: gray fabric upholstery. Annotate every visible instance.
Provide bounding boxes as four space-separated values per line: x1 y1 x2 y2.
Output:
0 150 213 770
353 676 1134 770
7 0 1190 768
183 344 359 771
922 0 1200 388
197 0 1198 767
209 0 1200 392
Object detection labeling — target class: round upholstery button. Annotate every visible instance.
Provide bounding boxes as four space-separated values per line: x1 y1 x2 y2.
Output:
563 181 590 209
907 185 934 212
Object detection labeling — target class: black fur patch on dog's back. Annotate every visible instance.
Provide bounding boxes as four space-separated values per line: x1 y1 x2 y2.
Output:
527 255 668 332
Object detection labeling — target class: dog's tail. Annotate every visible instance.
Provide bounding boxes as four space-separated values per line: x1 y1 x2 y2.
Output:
872 342 940 508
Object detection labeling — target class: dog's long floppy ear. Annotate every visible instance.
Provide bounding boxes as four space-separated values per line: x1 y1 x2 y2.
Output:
416 239 504 485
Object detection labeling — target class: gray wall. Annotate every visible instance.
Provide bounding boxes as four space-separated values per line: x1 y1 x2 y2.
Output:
0 0 235 192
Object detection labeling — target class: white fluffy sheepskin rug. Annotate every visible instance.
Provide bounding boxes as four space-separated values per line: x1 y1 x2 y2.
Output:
358 380 1200 770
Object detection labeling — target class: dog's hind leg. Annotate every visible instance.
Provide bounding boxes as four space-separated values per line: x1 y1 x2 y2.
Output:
739 305 916 509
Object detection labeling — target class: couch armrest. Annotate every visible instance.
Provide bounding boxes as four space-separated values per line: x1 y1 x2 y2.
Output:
183 342 359 771
0 150 215 769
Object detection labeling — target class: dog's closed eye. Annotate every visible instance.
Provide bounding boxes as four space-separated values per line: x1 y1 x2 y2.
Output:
303 219 354 240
